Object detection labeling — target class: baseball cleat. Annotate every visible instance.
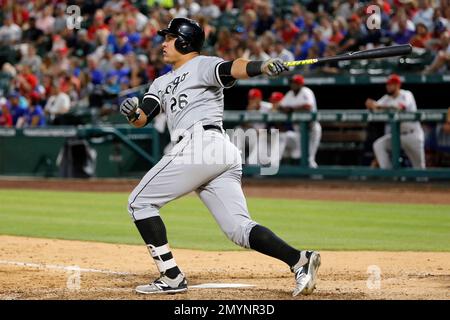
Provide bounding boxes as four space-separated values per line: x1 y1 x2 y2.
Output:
292 251 321 297
135 272 188 295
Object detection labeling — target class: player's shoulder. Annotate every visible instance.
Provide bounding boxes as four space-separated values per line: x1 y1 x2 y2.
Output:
194 55 225 68
302 86 314 95
400 89 414 96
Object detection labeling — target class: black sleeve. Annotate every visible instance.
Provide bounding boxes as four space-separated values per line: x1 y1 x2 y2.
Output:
217 61 236 87
141 96 161 125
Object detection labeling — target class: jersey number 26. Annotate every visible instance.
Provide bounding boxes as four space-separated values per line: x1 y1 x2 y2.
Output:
170 94 188 113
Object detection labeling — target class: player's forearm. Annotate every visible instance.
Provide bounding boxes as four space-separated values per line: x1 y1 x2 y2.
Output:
231 58 252 79
293 104 312 111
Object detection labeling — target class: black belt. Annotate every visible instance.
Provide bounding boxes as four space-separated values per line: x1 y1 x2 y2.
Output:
177 125 223 143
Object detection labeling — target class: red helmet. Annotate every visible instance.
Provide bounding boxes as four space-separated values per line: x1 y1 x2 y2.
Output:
291 75 304 85
248 88 263 99
270 91 284 103
387 74 402 85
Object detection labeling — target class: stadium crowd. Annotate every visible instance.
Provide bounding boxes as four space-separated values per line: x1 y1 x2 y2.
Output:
0 0 449 128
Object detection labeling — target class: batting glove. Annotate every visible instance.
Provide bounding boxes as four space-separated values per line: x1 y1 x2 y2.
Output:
120 97 140 122
261 58 288 77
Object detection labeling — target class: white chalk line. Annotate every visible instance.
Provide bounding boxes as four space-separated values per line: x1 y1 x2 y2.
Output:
0 260 257 291
0 260 134 276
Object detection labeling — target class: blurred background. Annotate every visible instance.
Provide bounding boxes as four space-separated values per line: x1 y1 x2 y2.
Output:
0 0 449 179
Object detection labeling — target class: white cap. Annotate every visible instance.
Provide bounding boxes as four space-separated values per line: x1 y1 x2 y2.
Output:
113 54 125 63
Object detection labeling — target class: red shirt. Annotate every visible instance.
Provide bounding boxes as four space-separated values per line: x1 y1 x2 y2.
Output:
0 111 13 127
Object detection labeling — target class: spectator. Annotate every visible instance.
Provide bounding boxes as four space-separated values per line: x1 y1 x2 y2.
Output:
413 0 435 32
293 31 314 60
243 38 270 60
199 0 221 19
255 2 274 36
44 84 71 124
19 45 42 75
411 22 432 48
423 31 450 74
392 16 416 44
22 16 45 42
0 98 13 127
8 92 26 127
88 10 110 41
15 64 38 97
271 39 295 62
35 6 55 35
339 14 366 52
70 29 95 59
0 13 22 44
24 92 46 127
336 0 362 20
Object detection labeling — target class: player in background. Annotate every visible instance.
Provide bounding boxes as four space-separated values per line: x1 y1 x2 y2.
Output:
279 75 321 168
365 74 425 169
119 18 320 297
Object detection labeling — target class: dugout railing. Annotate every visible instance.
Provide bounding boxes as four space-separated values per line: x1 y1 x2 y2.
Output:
223 109 450 179
0 109 449 179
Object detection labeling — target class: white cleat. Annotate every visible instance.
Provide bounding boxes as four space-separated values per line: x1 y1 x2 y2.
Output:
135 272 188 295
292 251 321 297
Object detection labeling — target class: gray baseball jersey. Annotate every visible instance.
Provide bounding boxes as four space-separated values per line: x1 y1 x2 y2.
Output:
143 55 234 140
128 55 257 249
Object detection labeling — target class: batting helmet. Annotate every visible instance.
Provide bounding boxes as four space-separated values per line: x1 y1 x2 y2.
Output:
291 75 304 85
248 88 263 99
270 92 284 103
158 18 205 54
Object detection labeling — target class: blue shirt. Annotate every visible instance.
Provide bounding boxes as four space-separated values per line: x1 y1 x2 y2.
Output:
25 105 46 127
10 104 26 125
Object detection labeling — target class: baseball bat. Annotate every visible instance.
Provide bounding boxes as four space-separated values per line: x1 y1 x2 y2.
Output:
283 44 412 67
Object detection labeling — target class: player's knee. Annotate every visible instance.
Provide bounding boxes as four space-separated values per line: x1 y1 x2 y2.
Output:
225 220 257 248
127 192 159 221
373 139 383 154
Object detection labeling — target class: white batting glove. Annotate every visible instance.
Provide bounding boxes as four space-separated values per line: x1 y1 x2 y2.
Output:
261 58 288 77
120 97 140 121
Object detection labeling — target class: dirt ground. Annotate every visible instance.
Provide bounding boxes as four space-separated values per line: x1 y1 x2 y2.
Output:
0 177 449 300
0 236 449 300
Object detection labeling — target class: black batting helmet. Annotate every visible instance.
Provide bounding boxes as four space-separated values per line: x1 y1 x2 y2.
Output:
158 18 205 54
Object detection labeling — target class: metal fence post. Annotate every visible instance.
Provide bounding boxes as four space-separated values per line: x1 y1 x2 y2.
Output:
300 120 309 167
390 114 401 169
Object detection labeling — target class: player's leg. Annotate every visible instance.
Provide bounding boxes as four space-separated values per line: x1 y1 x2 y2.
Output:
401 130 426 169
289 129 301 161
373 133 392 169
278 131 288 161
128 136 232 294
196 149 320 296
308 122 322 168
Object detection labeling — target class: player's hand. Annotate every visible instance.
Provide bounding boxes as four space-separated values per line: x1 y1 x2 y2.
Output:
261 58 288 77
365 98 377 110
120 97 140 121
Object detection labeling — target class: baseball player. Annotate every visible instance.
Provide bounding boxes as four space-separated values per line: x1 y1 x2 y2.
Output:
119 18 320 296
365 74 425 169
279 75 322 168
